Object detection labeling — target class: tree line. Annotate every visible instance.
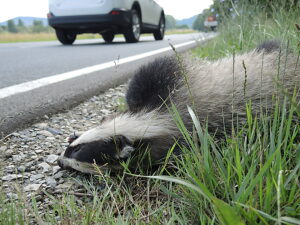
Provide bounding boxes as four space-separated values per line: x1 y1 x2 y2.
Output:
0 19 52 33
192 0 299 31
165 15 190 30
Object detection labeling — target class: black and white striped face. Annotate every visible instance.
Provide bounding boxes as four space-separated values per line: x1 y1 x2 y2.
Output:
58 133 135 173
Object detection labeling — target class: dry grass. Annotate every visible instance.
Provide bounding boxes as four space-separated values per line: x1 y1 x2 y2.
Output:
0 32 103 43
0 29 198 43
166 29 197 34
0 32 57 43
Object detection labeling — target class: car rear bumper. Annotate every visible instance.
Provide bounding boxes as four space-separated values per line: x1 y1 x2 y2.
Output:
48 9 132 33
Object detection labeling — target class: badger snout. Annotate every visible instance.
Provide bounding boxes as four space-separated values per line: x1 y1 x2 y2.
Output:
57 155 99 174
57 142 107 173
57 148 75 170
57 157 64 168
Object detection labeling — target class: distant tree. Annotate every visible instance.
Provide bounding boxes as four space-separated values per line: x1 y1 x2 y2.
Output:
0 25 6 33
7 20 18 33
165 15 177 29
32 20 45 33
193 14 206 31
17 19 29 33
17 19 25 27
176 24 189 29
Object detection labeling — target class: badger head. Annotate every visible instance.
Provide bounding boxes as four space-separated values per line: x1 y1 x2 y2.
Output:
58 111 177 174
58 133 135 174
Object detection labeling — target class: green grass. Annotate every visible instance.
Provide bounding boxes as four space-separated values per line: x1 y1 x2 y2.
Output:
1 2 300 224
158 101 300 224
192 3 300 59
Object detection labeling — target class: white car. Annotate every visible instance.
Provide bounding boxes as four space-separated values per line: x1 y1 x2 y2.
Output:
48 0 165 45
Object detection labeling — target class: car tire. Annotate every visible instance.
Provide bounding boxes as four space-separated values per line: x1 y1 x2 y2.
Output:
102 32 115 43
55 29 76 45
124 10 141 43
153 14 165 40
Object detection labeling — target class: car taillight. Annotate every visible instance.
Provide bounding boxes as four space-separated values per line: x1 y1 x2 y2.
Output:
110 10 120 15
47 13 54 18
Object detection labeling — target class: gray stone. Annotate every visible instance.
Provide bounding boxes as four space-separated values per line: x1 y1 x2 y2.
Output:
100 109 110 115
11 132 20 137
24 184 42 192
46 127 63 135
17 166 26 172
38 162 51 173
12 154 24 162
35 149 43 154
56 182 72 190
46 137 56 141
58 178 65 184
4 149 14 158
20 135 29 141
31 155 38 160
6 165 15 173
22 173 30 179
52 166 61 174
2 174 22 181
29 166 36 171
46 177 57 188
38 130 54 137
53 171 64 179
7 193 18 200
25 161 35 168
0 145 7 152
30 174 44 182
46 154 59 164
34 123 48 129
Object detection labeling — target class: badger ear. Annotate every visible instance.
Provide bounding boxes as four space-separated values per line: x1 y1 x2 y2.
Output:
113 135 135 159
66 131 84 144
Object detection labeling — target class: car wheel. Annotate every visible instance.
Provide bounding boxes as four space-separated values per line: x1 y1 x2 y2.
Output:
124 10 141 43
55 29 76 45
153 14 165 40
102 32 115 43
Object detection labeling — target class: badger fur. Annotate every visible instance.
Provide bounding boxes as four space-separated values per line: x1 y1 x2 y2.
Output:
58 41 300 174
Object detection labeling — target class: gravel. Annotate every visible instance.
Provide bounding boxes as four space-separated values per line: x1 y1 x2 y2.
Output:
45 154 59 164
0 84 127 215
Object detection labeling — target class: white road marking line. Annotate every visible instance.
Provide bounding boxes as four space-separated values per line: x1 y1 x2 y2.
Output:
0 36 208 99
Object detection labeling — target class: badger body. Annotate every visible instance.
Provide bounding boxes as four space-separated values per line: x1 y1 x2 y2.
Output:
58 41 300 174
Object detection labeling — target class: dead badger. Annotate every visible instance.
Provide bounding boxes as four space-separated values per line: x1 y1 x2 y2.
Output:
58 41 300 174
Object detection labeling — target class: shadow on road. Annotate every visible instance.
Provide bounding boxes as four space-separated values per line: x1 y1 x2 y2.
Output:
52 40 153 47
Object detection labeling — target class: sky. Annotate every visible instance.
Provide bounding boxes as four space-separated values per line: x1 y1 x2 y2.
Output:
0 0 213 23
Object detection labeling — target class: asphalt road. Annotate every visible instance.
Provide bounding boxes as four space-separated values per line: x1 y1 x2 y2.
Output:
0 33 215 136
